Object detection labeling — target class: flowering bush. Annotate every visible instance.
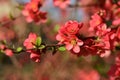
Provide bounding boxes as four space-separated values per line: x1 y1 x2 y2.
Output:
0 0 120 80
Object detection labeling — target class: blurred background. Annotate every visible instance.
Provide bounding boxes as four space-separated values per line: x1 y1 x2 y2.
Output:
0 0 112 80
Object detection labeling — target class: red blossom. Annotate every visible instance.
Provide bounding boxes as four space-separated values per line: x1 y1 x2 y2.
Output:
65 36 83 53
77 38 110 57
22 0 47 23
23 33 37 49
53 0 70 9
89 11 111 37
61 21 83 35
30 50 40 62
56 21 84 54
108 54 120 79
108 27 120 50
0 44 13 57
4 49 13 57
56 21 83 41
23 33 41 62
109 2 120 27
89 13 103 31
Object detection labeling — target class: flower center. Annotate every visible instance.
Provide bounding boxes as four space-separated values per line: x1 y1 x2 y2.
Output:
71 39 76 45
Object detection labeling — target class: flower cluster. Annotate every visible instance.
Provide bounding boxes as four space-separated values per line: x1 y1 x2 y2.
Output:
107 27 120 79
108 53 120 80
56 21 84 54
23 33 41 62
89 10 111 37
22 0 47 23
56 20 111 57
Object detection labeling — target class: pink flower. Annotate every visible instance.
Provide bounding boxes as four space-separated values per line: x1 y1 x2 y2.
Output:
57 35 83 53
89 13 102 31
23 33 37 49
0 45 13 57
95 23 111 37
61 21 83 35
89 11 111 37
24 33 41 62
65 36 83 53
28 0 42 12
108 54 120 79
56 21 84 54
108 27 120 50
56 21 83 41
4 49 13 57
22 0 47 23
53 0 70 9
78 38 110 57
30 51 40 62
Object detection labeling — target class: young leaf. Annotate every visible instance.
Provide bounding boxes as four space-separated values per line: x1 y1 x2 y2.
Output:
16 47 23 53
36 37 42 47
39 45 45 49
54 24 60 32
58 46 66 52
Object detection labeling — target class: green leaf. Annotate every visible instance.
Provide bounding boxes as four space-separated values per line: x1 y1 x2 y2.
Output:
16 5 24 10
36 37 42 47
58 46 66 52
16 47 23 53
39 45 45 49
1 40 7 44
0 50 3 53
54 24 60 32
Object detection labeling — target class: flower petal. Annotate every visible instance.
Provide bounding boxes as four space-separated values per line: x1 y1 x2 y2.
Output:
56 34 62 41
73 45 80 53
78 41 84 46
66 44 73 50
